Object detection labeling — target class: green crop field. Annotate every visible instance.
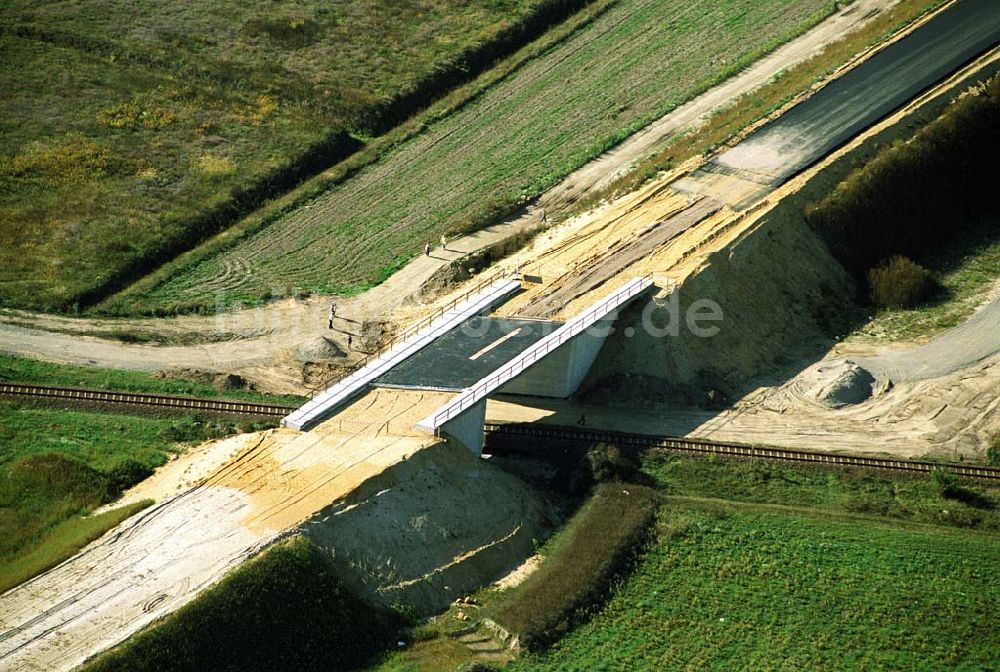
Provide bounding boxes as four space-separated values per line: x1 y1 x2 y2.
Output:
377 451 1000 671
120 0 836 313
0 0 564 311
511 503 1000 671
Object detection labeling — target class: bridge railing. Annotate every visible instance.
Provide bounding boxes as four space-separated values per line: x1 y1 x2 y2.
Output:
306 268 519 400
427 274 653 428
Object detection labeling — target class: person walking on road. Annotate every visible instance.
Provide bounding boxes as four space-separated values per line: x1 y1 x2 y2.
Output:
347 334 353 350
328 302 337 329
577 412 586 427
440 234 448 252
424 242 431 256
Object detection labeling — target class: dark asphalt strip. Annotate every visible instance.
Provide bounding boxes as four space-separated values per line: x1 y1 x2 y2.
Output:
714 0 1000 183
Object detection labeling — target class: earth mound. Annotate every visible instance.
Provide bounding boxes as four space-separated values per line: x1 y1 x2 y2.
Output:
797 360 878 408
301 440 551 614
294 336 346 362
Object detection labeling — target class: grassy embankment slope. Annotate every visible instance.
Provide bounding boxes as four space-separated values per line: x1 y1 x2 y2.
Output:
801 73 1000 343
0 0 580 311
81 536 405 672
850 213 1000 342
120 0 838 313
0 354 302 592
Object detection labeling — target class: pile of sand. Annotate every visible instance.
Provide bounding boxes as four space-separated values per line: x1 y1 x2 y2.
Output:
585 202 854 401
155 367 253 391
795 360 878 408
301 440 550 614
294 336 345 362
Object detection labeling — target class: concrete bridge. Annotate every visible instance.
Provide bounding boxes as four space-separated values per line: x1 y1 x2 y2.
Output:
283 275 652 454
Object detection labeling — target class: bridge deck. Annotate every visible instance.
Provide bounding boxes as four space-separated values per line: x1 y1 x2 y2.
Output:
283 278 521 430
373 317 561 391
417 276 652 433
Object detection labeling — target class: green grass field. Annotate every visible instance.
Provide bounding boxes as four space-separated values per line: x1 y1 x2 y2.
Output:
507 453 1000 670
511 503 1000 671
0 0 560 311
0 354 297 591
120 0 836 312
645 453 1000 531
376 450 1000 671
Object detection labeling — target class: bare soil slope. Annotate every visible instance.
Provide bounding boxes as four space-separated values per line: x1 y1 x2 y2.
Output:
303 441 550 614
1 389 549 671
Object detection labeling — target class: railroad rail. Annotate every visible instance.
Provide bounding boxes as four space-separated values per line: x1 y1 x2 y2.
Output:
0 383 295 417
483 422 1000 481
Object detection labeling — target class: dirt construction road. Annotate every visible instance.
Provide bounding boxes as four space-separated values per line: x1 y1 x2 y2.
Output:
853 294 1000 383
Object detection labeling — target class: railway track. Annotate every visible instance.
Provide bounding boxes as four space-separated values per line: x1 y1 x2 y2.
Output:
483 422 1000 481
0 383 295 418
5 383 996 480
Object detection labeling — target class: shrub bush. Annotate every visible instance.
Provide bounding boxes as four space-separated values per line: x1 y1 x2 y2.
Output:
105 460 154 498
987 436 1000 466
932 468 958 498
867 255 938 308
490 483 659 651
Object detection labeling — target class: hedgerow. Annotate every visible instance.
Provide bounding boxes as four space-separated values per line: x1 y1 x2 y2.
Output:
806 75 1000 284
490 482 659 651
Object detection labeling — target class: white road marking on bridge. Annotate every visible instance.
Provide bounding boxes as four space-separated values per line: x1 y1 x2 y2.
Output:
468 328 524 361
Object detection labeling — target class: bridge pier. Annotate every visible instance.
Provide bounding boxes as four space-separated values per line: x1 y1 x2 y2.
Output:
438 398 488 455
497 315 613 399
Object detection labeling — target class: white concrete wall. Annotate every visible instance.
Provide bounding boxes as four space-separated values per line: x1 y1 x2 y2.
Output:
440 398 488 456
285 278 520 431
499 314 614 398
416 278 652 450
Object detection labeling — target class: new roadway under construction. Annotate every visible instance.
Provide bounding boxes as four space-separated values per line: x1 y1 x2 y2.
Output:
2 1 1000 669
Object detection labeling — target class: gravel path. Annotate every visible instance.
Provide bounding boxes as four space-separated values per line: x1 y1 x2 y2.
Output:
856 294 1000 383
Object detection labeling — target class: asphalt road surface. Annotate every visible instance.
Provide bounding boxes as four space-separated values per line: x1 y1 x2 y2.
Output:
712 0 1000 185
